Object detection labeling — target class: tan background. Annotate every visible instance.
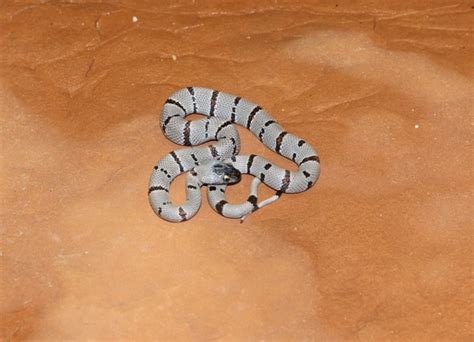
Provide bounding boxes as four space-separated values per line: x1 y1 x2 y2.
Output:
1 0 473 340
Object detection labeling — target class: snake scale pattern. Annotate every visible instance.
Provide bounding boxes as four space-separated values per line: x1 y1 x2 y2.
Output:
149 87 320 222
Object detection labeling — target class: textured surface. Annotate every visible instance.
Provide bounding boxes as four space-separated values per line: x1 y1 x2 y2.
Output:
1 0 473 340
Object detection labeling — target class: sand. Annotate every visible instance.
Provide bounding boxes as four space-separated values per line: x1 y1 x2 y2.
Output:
1 0 472 340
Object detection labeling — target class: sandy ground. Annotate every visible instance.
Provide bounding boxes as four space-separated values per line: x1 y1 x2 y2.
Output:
1 0 473 340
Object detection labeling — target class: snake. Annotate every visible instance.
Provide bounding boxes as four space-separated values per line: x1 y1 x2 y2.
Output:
148 87 320 222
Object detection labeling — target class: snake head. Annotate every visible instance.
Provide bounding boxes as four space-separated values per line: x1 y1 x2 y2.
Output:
212 162 241 184
195 161 241 185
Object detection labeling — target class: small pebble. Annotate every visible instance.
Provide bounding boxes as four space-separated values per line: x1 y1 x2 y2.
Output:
132 16 138 23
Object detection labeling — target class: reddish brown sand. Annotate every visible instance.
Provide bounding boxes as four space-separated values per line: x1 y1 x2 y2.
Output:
1 1 473 340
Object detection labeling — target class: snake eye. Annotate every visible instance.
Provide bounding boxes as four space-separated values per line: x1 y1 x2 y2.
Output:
223 175 231 182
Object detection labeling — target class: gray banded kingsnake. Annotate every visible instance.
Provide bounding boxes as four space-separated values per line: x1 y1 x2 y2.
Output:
148 87 320 222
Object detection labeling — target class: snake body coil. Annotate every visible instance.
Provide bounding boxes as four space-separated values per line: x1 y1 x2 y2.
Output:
149 87 320 222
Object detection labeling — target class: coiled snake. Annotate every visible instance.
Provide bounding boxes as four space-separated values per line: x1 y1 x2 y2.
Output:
148 87 320 222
